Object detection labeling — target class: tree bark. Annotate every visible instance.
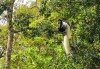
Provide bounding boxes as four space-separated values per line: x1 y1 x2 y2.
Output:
6 0 15 69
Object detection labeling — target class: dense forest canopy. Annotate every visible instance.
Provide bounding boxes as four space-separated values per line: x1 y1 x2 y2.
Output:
0 0 100 69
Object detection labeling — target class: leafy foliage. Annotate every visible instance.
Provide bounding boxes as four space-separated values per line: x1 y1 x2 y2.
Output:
0 0 100 69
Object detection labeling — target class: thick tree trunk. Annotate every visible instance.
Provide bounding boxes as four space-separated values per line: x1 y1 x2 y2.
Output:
6 0 15 69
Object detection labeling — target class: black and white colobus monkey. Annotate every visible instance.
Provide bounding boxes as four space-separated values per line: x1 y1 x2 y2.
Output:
58 19 72 55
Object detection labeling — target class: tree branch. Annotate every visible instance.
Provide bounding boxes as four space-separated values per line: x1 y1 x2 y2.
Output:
13 27 36 33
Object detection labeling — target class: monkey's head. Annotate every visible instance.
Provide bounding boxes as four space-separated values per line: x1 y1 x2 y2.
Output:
58 19 62 24
58 19 66 33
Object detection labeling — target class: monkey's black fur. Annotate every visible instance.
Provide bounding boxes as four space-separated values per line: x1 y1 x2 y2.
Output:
58 19 66 33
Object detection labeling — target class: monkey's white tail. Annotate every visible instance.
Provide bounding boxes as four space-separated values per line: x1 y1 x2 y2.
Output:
63 22 71 55
63 35 71 55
